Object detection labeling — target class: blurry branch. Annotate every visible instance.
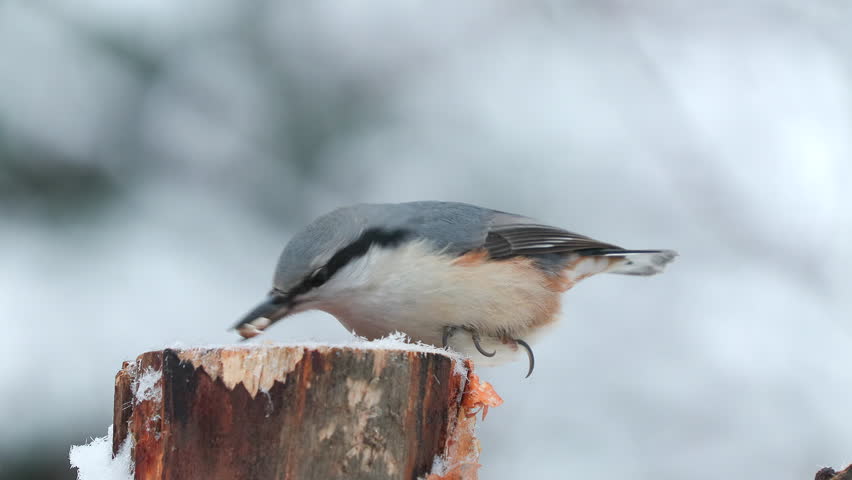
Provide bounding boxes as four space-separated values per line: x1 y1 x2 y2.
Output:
0 2 159 221
27 0 164 79
0 131 118 220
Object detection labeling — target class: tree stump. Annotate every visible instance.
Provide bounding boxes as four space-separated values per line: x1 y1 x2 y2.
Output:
817 465 852 480
112 344 497 480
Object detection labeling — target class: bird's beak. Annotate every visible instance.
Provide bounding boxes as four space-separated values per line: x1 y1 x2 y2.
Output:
232 293 291 339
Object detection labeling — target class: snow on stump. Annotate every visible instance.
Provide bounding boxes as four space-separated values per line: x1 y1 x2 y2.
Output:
111 341 501 480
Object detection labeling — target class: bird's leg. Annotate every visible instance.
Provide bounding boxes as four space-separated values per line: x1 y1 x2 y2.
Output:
441 326 458 349
470 330 496 357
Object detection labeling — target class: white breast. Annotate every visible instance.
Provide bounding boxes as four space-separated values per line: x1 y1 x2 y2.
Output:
313 240 562 351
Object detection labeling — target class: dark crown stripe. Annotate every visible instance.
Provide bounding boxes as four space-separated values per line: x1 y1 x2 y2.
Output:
325 228 410 277
290 228 410 296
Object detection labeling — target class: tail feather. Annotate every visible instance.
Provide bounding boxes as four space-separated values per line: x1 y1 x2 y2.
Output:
578 248 678 276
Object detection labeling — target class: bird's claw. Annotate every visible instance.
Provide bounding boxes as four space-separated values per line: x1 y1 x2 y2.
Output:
513 338 535 378
471 331 496 357
442 327 533 377
442 326 496 358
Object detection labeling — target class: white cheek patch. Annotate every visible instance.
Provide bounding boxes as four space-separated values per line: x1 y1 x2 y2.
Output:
321 246 389 293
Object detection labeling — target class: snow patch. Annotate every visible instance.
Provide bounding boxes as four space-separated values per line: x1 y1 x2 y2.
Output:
132 367 162 404
166 331 469 377
69 425 133 480
428 455 450 477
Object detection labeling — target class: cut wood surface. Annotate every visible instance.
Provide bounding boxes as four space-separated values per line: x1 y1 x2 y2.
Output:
112 344 499 480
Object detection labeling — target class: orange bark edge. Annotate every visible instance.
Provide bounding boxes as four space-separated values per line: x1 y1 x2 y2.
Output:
426 360 503 480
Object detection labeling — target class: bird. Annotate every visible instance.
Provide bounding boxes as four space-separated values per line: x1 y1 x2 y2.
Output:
233 201 677 377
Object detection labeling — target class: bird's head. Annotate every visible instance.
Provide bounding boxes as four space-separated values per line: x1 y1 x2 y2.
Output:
233 206 410 339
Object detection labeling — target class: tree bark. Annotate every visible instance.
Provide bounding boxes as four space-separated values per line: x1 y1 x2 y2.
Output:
112 345 492 480
817 465 852 480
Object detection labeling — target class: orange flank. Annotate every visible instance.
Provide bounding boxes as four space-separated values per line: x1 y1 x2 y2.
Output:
451 249 491 266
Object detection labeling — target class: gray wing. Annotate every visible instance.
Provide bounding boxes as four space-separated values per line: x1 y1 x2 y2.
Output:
392 203 621 259
483 214 622 259
392 201 494 254
383 203 673 276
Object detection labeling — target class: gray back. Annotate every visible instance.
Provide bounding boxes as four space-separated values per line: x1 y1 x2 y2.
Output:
273 201 499 291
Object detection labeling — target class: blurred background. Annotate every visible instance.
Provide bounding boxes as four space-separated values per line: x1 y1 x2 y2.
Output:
1 0 851 478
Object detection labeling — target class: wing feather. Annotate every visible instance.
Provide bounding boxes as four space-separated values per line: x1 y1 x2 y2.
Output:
483 223 622 258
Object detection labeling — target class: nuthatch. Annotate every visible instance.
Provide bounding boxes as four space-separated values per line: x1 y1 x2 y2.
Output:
234 201 677 377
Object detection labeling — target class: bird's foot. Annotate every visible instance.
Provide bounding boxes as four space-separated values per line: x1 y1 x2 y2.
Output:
441 326 496 358
470 330 496 357
501 336 535 378
441 326 457 349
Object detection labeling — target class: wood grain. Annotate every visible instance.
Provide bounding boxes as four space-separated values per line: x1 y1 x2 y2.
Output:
112 346 480 480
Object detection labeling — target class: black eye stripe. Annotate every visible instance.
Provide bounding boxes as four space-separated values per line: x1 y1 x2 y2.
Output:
308 267 329 287
324 228 409 278
291 228 409 295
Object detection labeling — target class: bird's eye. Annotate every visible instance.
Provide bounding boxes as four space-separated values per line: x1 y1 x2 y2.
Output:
308 267 330 287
